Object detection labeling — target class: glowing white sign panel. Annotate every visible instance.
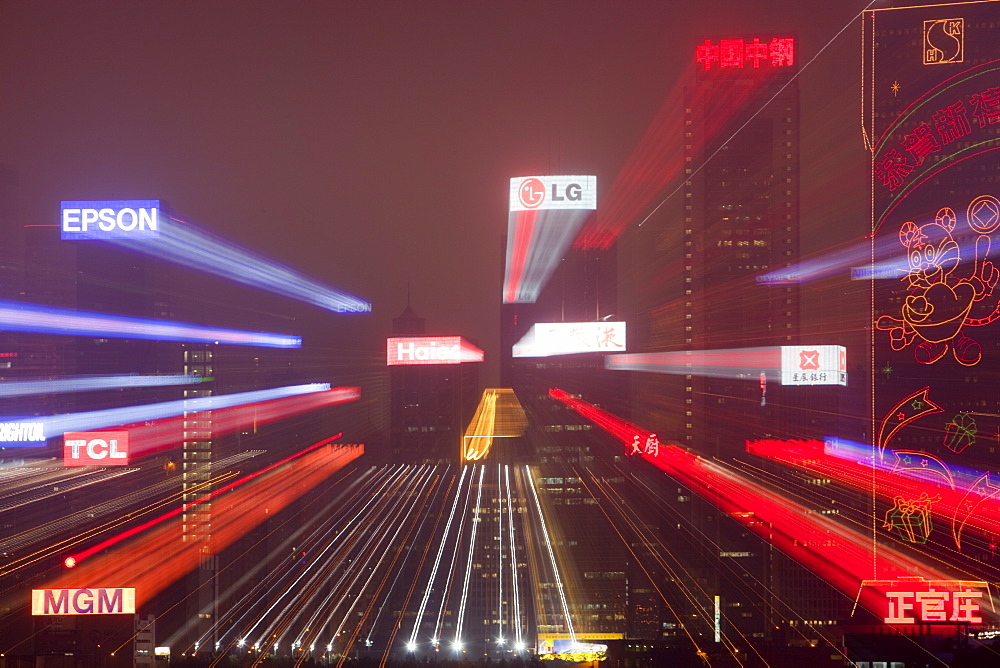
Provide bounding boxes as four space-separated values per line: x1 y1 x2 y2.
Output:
512 322 626 358
386 336 485 366
780 345 846 386
32 588 136 615
0 422 45 444
508 175 597 212
64 431 130 466
61 200 161 239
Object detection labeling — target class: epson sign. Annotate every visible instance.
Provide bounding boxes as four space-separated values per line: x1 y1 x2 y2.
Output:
61 200 161 240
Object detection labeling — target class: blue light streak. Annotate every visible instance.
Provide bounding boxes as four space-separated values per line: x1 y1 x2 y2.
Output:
0 299 301 348
0 374 205 399
111 217 371 314
9 383 330 442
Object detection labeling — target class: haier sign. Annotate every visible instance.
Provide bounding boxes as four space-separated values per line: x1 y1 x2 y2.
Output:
61 200 161 239
64 431 130 466
386 336 485 366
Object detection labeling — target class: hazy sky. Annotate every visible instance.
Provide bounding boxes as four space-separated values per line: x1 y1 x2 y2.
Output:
1 1 877 384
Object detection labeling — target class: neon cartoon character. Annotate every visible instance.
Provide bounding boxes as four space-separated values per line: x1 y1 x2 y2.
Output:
876 199 1000 366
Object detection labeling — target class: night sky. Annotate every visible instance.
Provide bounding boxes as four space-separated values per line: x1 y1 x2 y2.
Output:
1 1 876 384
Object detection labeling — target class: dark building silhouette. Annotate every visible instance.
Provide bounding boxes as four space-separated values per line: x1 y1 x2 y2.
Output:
387 296 482 464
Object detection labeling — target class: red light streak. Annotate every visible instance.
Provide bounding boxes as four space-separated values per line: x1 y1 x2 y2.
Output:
504 209 538 303
46 439 362 605
747 438 1000 553
108 387 359 459
548 388 963 617
64 434 344 566
574 61 770 250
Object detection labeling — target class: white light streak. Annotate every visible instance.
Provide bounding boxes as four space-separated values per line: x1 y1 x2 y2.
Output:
526 464 576 643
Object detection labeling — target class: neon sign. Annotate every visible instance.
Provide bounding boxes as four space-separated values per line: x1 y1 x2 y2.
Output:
0 421 45 444
865 578 991 625
923 18 964 65
512 322 626 358
64 431 130 466
508 176 597 212
695 37 795 70
32 588 136 615
386 336 484 366
61 200 160 239
779 345 847 385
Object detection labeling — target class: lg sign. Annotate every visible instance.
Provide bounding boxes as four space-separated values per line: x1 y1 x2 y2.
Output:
61 200 161 239
64 431 130 466
509 175 597 212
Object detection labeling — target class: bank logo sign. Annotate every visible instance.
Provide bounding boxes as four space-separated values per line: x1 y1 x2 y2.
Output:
61 200 161 239
32 588 136 615
509 176 597 212
780 345 847 386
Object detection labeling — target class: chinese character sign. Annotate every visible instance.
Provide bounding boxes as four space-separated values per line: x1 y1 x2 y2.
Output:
779 345 847 386
512 322 627 358
696 37 795 70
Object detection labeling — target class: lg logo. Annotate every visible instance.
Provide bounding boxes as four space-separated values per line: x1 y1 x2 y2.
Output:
518 178 545 209
517 178 585 209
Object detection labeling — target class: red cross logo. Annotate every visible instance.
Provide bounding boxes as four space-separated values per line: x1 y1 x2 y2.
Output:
799 349 820 370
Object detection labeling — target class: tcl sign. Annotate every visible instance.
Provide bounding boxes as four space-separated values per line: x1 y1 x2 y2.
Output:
64 431 130 466
509 175 597 212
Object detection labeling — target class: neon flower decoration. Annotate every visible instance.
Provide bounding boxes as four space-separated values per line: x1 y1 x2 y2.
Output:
0 299 301 348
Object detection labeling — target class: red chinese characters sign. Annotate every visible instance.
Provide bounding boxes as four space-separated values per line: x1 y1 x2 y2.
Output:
860 577 992 626
696 37 795 70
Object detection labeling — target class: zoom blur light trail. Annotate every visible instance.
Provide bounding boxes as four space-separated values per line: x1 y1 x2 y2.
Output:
63 434 343 567
29 383 334 441
0 374 205 398
0 299 301 348
548 388 962 617
574 61 768 250
748 437 1000 552
50 439 363 605
605 347 781 380
110 216 371 314
124 387 360 458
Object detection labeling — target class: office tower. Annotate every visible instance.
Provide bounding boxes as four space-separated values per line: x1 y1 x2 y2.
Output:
387 298 482 464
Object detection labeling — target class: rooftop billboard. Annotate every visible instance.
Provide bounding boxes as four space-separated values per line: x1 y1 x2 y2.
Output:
386 336 484 366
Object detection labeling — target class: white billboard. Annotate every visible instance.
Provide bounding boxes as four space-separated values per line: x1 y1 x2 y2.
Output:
512 322 626 358
509 175 597 212
32 587 136 615
780 345 847 386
